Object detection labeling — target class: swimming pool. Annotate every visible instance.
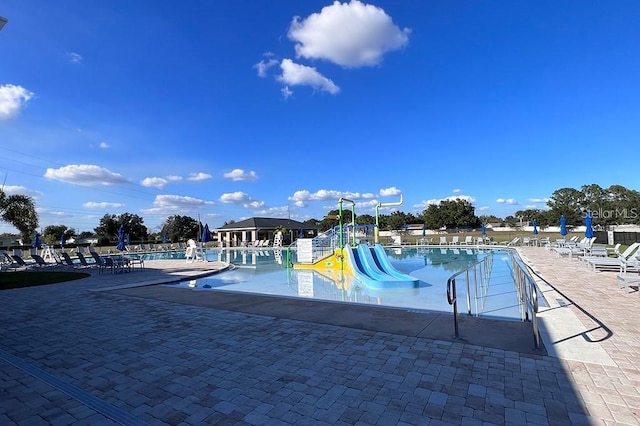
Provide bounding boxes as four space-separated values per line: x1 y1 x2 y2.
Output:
161 246 539 322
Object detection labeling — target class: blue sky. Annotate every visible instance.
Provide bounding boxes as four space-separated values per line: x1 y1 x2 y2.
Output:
1 1 639 234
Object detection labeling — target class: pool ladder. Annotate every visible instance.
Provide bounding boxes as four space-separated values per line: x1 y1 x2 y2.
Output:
446 252 541 349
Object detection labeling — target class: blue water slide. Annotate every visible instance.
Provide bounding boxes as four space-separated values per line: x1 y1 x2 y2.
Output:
369 244 419 283
355 244 403 282
344 244 418 289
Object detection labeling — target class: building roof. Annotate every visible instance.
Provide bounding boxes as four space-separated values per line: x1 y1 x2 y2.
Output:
216 217 315 232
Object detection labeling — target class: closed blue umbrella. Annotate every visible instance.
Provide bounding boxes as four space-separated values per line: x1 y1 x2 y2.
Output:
116 226 126 251
560 215 567 237
201 224 212 243
585 214 594 238
422 224 426 237
33 233 40 249
162 233 168 244
60 234 66 250
481 223 486 236
125 233 131 245
532 219 538 235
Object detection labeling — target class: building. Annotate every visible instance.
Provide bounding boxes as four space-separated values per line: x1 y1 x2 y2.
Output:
216 217 318 247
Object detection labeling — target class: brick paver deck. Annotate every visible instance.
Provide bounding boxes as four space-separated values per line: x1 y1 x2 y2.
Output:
1 249 639 425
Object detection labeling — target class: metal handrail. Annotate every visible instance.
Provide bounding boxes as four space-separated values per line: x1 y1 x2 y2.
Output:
511 251 541 349
446 255 492 339
446 250 541 349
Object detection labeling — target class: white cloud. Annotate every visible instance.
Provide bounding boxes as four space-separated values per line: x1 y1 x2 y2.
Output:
1 185 42 198
453 188 461 194
496 198 519 205
278 59 340 95
281 86 294 99
99 142 109 149
223 169 258 181
44 164 129 186
219 191 264 208
83 202 124 209
288 0 410 68
166 175 183 182
187 172 212 181
413 195 477 210
478 206 490 211
141 177 169 188
253 206 290 217
0 84 34 121
288 189 377 206
141 194 214 215
67 52 83 64
379 187 401 197
528 198 549 203
254 57 279 77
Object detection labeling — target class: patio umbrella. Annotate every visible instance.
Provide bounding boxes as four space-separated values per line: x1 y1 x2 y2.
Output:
584 214 594 238
201 224 212 243
33 233 40 249
125 233 131 246
422 224 426 237
162 233 168 244
560 215 567 237
481 223 486 236
532 219 538 235
116 225 126 251
60 234 66 250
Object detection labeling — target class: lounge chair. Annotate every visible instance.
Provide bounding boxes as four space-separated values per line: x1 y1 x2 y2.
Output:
449 236 459 245
439 236 447 245
500 237 520 246
76 252 95 268
462 236 473 245
1 252 22 271
582 243 640 272
31 254 57 269
11 254 35 269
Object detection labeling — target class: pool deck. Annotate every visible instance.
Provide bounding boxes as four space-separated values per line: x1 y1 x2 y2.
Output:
1 247 639 425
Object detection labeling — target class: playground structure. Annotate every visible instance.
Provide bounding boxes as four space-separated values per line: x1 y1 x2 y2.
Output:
291 196 418 288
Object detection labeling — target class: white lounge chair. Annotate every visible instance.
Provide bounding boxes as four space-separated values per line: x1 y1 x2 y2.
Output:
462 236 473 245
439 236 447 245
449 236 459 245
582 243 640 272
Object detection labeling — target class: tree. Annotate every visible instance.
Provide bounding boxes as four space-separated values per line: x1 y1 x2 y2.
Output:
161 215 200 242
546 187 584 227
355 214 376 225
42 225 70 245
94 213 148 242
421 199 479 230
0 189 38 242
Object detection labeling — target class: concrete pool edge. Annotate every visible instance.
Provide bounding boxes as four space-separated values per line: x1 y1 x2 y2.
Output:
107 285 546 357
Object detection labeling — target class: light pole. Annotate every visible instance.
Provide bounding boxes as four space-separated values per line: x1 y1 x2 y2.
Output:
0 17 7 31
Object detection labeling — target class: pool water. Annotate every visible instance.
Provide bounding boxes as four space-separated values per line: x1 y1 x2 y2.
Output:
162 247 536 322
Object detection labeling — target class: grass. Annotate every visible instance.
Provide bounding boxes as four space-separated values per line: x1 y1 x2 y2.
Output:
0 271 90 290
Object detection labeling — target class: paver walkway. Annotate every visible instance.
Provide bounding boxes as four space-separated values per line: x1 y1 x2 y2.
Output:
0 250 639 425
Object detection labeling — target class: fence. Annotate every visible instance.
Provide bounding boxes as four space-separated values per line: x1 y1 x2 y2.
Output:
593 231 640 246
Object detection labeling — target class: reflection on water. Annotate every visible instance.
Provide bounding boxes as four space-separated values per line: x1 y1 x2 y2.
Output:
163 247 527 320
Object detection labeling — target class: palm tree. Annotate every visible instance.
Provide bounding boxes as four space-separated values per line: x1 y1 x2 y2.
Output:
0 188 38 242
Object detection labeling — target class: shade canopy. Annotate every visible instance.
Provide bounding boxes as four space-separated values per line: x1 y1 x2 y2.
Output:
116 225 126 251
201 224 212 243
585 215 594 238
560 215 567 237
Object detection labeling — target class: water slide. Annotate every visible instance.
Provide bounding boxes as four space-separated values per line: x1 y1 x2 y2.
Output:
344 244 418 289
368 244 419 283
